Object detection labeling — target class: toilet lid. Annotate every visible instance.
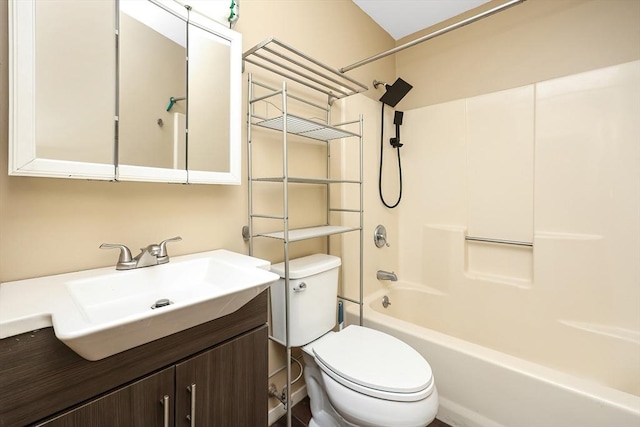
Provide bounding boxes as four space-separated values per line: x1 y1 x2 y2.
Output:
312 325 433 395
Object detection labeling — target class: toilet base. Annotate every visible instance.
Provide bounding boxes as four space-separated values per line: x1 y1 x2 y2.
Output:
308 416 358 427
303 352 359 427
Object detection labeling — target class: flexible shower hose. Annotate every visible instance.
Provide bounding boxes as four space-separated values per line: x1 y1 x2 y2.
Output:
379 103 403 208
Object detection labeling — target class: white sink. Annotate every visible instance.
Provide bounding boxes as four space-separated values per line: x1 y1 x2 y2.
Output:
0 250 279 360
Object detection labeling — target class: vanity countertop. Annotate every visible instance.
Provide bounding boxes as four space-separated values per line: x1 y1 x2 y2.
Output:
0 250 278 354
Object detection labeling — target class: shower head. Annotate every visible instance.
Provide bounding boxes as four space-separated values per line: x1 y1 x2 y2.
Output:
376 77 413 108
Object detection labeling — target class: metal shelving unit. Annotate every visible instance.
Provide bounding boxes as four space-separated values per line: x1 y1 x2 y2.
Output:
244 38 366 427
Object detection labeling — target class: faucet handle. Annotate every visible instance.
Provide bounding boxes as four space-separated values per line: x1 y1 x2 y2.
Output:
158 237 182 257
100 243 134 267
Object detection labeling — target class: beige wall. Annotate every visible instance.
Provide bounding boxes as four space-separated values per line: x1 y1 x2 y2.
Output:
396 0 640 109
0 0 394 283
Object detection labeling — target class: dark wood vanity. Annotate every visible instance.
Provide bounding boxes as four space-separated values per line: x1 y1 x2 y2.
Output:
0 291 268 426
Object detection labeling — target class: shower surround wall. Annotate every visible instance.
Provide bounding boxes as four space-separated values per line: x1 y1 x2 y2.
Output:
397 60 640 396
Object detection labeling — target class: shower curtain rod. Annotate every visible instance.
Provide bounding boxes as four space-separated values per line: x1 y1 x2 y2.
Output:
340 0 527 73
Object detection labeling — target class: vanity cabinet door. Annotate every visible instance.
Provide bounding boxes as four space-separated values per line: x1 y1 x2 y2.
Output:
175 325 268 426
36 367 175 427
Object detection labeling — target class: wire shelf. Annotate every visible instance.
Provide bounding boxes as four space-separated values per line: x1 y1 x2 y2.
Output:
252 177 361 184
256 225 360 242
253 114 359 141
243 37 368 101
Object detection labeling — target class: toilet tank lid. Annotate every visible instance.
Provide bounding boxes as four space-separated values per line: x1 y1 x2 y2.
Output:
271 254 341 279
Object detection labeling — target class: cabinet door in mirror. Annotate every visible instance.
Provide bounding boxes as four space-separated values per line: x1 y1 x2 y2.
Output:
9 0 115 179
185 16 242 185
117 0 188 183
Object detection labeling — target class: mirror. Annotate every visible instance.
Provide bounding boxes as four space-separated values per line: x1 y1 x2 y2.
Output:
185 10 242 184
9 0 242 185
117 0 188 183
187 23 230 174
9 0 115 179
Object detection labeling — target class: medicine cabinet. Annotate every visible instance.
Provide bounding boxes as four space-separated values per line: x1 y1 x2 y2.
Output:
8 0 241 184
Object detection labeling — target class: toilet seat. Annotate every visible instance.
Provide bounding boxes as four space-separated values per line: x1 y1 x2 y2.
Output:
311 325 434 402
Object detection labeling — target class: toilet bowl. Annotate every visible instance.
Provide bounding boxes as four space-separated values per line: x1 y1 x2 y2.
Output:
270 254 438 427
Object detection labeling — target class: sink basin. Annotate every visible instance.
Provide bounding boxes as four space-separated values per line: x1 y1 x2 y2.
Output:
0 250 279 360
66 256 269 324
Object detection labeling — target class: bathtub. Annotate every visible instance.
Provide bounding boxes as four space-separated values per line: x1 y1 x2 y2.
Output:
346 283 640 427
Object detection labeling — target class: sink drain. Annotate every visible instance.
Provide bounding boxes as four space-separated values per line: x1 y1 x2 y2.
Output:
151 298 172 309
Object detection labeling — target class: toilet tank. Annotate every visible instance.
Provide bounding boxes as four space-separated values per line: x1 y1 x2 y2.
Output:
270 254 341 347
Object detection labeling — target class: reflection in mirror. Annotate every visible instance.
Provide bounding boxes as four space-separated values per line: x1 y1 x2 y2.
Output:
188 23 231 173
118 0 187 170
34 0 115 165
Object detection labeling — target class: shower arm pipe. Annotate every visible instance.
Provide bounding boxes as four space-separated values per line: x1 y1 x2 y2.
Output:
340 0 527 73
166 96 186 112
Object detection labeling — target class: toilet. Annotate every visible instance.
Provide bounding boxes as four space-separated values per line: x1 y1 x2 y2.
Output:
271 254 438 427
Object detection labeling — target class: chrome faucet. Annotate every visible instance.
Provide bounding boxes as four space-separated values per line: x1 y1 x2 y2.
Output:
376 270 397 281
100 237 182 270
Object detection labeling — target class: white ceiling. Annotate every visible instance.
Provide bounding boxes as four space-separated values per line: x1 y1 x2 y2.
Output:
352 0 492 40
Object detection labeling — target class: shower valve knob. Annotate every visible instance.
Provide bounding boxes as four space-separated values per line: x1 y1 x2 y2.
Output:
374 224 389 248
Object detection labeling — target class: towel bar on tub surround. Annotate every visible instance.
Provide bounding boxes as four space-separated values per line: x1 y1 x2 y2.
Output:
465 235 533 247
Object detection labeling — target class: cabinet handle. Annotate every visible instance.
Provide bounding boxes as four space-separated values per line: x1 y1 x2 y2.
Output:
186 384 196 427
160 395 169 427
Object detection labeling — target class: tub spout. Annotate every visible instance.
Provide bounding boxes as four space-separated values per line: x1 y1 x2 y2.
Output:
377 270 398 281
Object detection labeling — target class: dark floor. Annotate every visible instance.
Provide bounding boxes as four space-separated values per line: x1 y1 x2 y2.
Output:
273 397 450 427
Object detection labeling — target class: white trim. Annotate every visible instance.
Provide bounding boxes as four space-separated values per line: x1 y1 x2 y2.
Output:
226 26 243 185
9 0 36 173
185 12 242 185
187 169 241 185
10 158 114 180
8 0 114 181
117 164 187 183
